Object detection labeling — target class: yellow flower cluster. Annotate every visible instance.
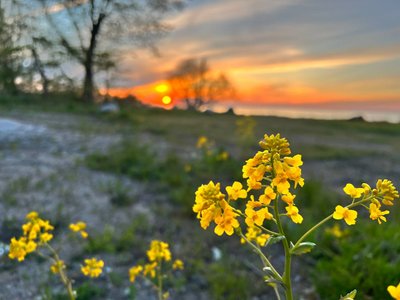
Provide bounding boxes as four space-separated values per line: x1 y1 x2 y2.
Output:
193 181 240 236
9 211 54 261
129 240 183 283
193 134 305 241
69 221 89 238
334 180 398 225
81 258 104 278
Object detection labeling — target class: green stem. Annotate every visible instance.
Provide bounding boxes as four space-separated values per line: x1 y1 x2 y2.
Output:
293 214 333 249
157 260 163 300
274 197 293 300
46 244 75 300
240 233 282 282
293 197 371 249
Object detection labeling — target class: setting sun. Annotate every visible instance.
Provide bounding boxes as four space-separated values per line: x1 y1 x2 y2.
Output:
162 95 172 105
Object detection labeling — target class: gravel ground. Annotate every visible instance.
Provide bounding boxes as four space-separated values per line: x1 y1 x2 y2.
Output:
0 111 398 300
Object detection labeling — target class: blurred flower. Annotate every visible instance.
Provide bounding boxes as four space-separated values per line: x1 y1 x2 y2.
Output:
81 258 104 278
172 259 184 270
129 265 143 283
50 260 66 274
147 240 171 262
69 221 88 238
196 136 208 148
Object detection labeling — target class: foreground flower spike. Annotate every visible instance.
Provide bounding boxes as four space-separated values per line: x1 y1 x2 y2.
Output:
388 282 400 300
69 221 89 238
129 240 184 300
333 205 358 225
81 258 104 278
193 132 399 300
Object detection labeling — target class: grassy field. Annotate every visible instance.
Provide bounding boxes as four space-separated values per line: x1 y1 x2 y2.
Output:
0 100 399 299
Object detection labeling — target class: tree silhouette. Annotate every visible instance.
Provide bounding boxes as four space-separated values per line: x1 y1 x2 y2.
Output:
168 58 234 111
35 0 183 102
0 1 22 94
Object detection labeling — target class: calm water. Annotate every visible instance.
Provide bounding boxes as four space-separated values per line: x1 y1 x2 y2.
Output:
209 103 400 123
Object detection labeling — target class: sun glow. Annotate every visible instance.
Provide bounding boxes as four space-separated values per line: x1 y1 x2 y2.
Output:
155 83 170 94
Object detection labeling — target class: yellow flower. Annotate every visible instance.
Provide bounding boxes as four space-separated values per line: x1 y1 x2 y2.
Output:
196 136 208 148
147 240 171 262
259 186 276 205
226 181 247 201
69 221 89 238
214 210 240 236
362 183 371 194
172 259 184 270
129 265 143 282
50 260 66 274
81 258 104 278
388 282 400 300
285 205 303 224
259 134 291 155
376 179 399 206
343 183 364 199
369 203 389 224
26 211 39 220
21 212 54 244
39 233 53 243
9 237 36 261
333 205 357 225
272 172 290 194
245 202 273 227
143 262 157 278
284 154 303 167
281 193 296 205
247 177 262 191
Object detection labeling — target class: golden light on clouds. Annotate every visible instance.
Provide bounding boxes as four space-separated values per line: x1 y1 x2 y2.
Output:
155 83 170 94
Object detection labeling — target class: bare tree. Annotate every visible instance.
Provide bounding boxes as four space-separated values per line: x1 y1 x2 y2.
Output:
0 0 23 94
168 58 234 111
35 0 183 102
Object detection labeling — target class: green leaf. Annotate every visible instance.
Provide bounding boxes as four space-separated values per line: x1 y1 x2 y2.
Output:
340 289 357 300
290 242 316 255
268 235 285 245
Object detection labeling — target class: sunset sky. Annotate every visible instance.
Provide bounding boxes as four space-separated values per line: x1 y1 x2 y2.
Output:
107 0 400 111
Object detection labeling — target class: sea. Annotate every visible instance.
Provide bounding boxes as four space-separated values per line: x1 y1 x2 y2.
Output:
208 103 400 124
